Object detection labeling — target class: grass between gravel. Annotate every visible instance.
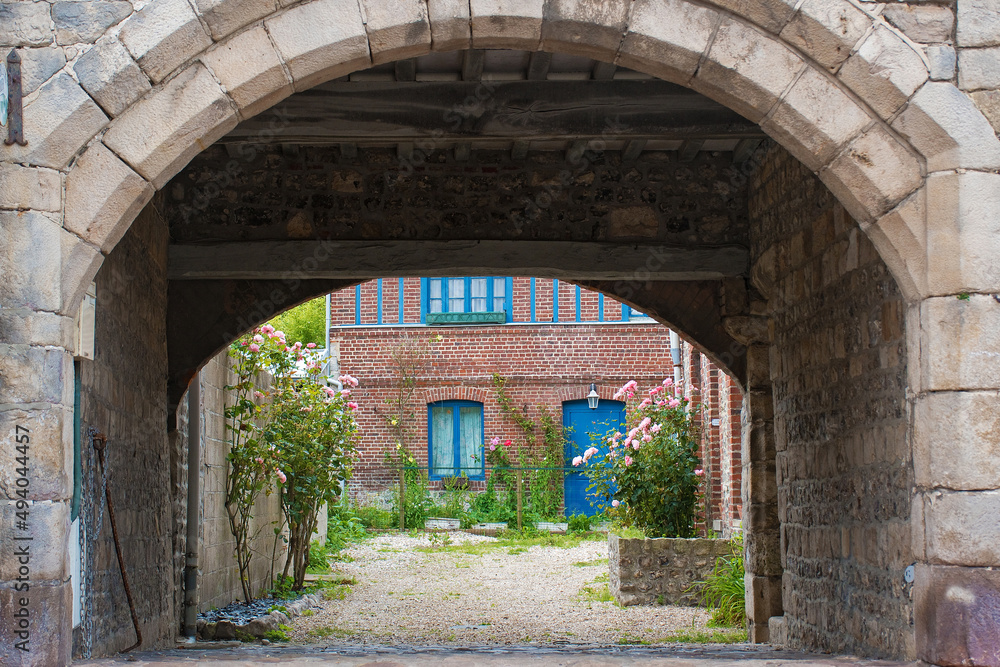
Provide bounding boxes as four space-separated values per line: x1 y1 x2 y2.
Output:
415 530 607 555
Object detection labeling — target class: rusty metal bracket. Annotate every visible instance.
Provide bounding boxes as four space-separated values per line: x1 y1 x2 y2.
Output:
5 49 26 147
92 431 143 653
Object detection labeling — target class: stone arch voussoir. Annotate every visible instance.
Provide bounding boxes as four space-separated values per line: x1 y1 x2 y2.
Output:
54 0 1000 322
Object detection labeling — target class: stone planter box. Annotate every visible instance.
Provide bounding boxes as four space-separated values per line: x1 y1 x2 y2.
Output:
424 517 461 530
608 533 731 607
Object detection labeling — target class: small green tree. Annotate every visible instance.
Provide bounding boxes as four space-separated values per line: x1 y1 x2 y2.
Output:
576 378 701 538
268 297 326 347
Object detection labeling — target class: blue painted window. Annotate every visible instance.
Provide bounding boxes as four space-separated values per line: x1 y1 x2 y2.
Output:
428 401 484 479
423 277 511 323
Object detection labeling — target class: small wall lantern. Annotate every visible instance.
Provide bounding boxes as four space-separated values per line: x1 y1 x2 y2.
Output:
587 383 600 410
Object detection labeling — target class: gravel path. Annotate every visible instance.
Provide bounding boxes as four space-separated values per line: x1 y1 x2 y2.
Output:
289 532 717 647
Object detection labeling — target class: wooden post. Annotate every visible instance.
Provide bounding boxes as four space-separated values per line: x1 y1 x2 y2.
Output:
399 468 406 531
516 468 523 531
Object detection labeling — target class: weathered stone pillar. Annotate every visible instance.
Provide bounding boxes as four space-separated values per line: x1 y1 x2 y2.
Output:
0 211 80 666
911 294 1000 666
741 341 782 643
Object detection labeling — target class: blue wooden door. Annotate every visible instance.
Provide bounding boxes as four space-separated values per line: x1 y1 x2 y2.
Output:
563 399 625 517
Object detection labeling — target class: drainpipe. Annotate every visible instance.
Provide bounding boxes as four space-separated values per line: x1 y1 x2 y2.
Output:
324 293 343 390
183 374 201 641
669 330 682 388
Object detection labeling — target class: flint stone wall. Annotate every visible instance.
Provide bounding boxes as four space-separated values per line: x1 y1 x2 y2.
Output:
751 144 913 658
608 533 731 607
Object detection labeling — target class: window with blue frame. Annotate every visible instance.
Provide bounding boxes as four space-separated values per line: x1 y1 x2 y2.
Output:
423 277 512 324
428 400 484 479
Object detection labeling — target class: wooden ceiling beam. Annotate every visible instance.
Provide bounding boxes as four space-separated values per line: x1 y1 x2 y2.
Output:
462 49 485 81
168 240 750 282
679 139 705 162
224 80 764 145
527 51 552 80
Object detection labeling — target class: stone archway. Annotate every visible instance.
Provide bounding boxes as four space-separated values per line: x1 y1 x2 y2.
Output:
3 2 1000 666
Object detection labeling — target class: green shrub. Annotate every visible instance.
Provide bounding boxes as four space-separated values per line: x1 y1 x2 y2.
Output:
697 534 747 628
354 503 394 529
567 513 592 533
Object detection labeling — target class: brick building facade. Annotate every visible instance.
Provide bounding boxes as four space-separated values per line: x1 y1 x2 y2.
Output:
329 277 743 535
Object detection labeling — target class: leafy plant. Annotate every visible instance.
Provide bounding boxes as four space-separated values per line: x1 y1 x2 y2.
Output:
577 378 701 538
224 325 298 602
353 502 395 529
268 297 326 347
268 364 360 589
696 534 747 628
567 512 592 533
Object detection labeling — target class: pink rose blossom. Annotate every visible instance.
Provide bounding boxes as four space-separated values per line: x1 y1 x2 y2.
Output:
668 398 681 409
255 457 264 465
624 456 633 466
572 456 584 467
340 389 351 397
249 343 260 352
662 377 673 387
306 342 317 349
347 402 359 411
276 470 287 484
261 324 274 335
623 438 633 449
611 500 620 508
650 423 662 433
490 436 501 446
633 441 640 450
503 439 511 447
649 386 661 396
254 391 264 399
638 417 651 431
253 334 263 343
489 444 496 451
642 434 652 443
339 374 359 387
638 398 652 409
323 386 336 398
695 468 704 476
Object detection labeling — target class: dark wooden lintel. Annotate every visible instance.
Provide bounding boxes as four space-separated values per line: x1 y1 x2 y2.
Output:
168 240 750 282
224 79 764 145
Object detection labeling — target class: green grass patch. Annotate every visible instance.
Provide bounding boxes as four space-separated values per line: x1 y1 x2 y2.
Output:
413 530 604 555
308 626 354 639
577 581 615 604
572 558 608 567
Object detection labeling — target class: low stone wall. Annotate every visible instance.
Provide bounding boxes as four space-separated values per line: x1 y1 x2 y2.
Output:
609 534 731 607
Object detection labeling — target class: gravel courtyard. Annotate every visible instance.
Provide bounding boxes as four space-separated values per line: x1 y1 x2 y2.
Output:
288 531 734 647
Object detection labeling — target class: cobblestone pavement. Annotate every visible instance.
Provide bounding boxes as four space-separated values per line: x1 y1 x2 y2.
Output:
76 643 917 666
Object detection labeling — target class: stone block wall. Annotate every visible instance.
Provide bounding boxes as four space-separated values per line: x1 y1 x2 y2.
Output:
750 144 913 657
77 204 284 658
609 534 732 607
172 352 285 614
78 205 175 655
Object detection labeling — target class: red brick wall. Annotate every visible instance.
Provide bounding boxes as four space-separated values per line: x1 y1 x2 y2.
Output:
329 279 743 534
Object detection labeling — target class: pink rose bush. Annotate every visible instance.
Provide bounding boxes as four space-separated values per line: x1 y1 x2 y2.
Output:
227 323 360 593
576 377 701 538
